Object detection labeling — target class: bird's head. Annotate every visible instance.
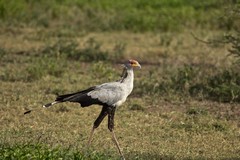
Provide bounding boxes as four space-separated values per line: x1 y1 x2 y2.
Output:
123 59 141 69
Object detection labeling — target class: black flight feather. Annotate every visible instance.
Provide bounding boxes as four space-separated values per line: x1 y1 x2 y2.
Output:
55 86 105 107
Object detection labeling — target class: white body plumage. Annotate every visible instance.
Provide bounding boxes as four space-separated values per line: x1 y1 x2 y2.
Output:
87 68 134 107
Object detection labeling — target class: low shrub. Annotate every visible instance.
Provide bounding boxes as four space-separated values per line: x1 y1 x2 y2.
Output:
40 38 124 62
192 70 240 102
136 65 240 103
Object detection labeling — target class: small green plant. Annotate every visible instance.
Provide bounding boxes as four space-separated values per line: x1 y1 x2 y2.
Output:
223 5 240 63
41 38 111 62
129 103 145 111
212 122 227 132
219 4 240 63
186 107 208 116
190 70 240 102
0 48 6 59
26 57 65 82
224 33 240 63
170 65 197 93
205 70 240 102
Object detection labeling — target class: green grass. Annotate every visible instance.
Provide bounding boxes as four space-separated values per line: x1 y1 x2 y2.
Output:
40 38 124 62
0 2 240 159
0 29 240 159
0 143 109 160
0 0 236 32
136 64 240 102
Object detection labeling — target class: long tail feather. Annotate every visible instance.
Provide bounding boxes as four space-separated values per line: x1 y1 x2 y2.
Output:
43 87 97 108
43 101 58 108
55 87 96 103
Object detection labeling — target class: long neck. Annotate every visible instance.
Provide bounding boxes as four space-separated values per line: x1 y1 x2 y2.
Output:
120 67 134 85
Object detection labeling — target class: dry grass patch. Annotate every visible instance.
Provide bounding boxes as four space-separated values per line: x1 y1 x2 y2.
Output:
0 28 240 159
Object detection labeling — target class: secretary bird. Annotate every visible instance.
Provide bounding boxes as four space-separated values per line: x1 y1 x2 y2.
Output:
42 59 141 159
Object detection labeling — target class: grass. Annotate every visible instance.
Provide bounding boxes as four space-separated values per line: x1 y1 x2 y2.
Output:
1 1 240 160
136 64 240 102
0 29 240 159
40 38 124 62
0 0 236 32
0 143 110 160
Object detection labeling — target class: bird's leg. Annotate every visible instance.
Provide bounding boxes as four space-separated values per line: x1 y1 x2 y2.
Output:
87 127 95 147
107 107 125 160
88 106 108 147
111 131 125 160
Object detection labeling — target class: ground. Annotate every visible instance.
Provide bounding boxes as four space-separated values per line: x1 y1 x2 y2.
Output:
0 2 240 160
0 25 240 159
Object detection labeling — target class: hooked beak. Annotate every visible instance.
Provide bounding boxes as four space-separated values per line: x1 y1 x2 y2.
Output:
131 61 141 69
122 59 141 69
133 63 141 69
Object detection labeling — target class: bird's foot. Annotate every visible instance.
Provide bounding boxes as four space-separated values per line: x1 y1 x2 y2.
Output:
121 156 126 160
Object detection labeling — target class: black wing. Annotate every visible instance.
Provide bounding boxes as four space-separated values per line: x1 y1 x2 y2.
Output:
55 86 105 107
